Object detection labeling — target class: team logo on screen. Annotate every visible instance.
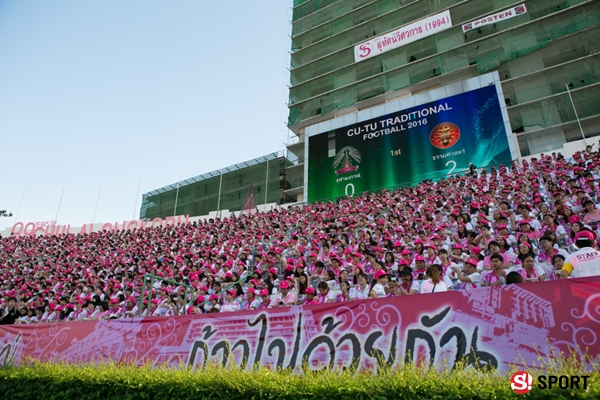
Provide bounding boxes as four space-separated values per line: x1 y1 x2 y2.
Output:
430 122 460 149
333 146 361 175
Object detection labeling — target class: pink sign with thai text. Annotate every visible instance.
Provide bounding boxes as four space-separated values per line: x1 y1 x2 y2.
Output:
1 277 599 372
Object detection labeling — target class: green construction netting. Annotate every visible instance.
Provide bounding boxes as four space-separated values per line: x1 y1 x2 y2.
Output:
291 0 465 55
287 0 598 126
140 158 294 220
509 83 600 136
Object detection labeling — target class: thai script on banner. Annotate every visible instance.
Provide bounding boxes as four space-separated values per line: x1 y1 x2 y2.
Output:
0 277 599 372
354 10 452 63
11 215 190 237
462 4 527 33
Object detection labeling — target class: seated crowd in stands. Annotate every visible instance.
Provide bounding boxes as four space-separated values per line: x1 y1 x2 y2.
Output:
2 147 600 324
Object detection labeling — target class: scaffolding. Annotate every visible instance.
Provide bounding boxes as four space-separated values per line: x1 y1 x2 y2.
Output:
140 151 297 220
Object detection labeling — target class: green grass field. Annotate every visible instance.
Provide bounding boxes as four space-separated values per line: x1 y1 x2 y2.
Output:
0 354 598 400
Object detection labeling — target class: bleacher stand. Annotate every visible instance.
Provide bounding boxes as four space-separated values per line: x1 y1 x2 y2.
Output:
2 149 600 324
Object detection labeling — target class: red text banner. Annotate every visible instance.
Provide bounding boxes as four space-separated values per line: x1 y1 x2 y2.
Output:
1 277 599 372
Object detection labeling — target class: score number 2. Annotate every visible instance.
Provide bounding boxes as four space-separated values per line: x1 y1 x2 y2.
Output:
446 160 457 175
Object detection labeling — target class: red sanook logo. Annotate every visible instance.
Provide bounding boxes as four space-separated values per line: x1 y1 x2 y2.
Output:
510 371 533 394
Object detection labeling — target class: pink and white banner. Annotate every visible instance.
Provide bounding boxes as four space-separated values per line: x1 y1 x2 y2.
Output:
354 10 452 63
1 277 599 372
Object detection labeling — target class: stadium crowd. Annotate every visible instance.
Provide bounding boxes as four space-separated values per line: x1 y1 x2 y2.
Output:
2 147 600 324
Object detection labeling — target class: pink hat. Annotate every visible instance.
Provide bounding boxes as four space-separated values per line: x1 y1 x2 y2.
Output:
259 289 269 297
208 294 218 301
470 246 482 254
373 270 388 280
246 288 256 295
452 244 463 250
225 271 233 278
305 287 315 294
464 258 478 267
269 267 278 275
227 289 237 297
575 231 596 241
195 295 206 304
401 249 411 255
279 281 290 289
285 264 295 271
110 298 119 304
186 306 198 315
414 255 425 261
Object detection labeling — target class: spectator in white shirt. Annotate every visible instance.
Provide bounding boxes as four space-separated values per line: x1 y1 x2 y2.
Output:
349 273 371 300
398 269 419 295
451 258 483 289
221 290 241 313
419 266 448 294
369 269 388 298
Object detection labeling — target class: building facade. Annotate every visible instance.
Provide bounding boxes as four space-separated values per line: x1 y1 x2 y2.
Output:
140 152 295 220
285 0 600 202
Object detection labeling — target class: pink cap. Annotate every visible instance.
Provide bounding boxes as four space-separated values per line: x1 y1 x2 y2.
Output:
373 270 388 280
464 258 478 267
279 281 290 290
575 231 595 241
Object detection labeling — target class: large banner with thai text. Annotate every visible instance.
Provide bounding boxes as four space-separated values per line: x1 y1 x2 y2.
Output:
354 10 452 62
1 278 599 372
307 84 512 202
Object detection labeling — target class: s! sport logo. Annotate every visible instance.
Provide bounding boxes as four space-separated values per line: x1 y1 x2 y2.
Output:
510 371 533 394
510 371 591 394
